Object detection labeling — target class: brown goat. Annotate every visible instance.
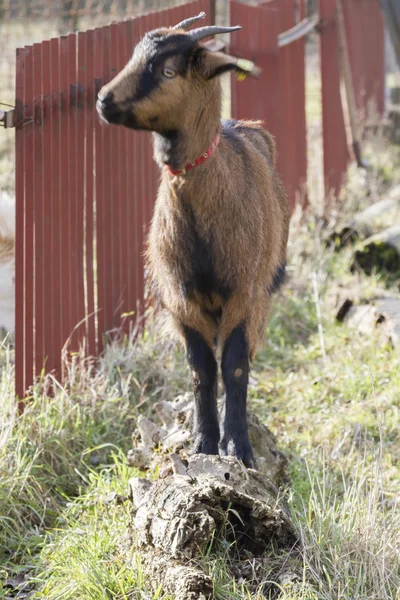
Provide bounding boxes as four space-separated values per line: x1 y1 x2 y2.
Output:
97 13 290 467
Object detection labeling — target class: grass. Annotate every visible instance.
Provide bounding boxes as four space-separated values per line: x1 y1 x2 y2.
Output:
1 141 400 599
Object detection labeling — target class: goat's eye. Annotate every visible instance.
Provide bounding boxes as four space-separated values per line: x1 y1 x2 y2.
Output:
163 67 176 78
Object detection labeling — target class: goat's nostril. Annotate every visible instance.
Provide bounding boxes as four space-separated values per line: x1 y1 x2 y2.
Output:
98 91 115 108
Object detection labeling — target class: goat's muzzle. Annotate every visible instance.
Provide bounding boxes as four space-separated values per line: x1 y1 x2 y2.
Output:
96 91 123 124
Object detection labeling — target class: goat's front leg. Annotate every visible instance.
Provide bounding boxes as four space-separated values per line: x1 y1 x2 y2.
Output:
183 326 220 455
219 324 254 468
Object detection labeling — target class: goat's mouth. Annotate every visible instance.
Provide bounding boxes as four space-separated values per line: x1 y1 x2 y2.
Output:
96 99 124 125
96 100 141 130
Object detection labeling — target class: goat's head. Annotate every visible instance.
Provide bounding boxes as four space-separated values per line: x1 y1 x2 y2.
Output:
96 12 259 132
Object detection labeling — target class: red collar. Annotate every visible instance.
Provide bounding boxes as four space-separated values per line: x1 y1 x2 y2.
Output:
166 133 221 176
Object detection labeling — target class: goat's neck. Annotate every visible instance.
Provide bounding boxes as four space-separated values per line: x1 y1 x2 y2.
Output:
152 87 221 172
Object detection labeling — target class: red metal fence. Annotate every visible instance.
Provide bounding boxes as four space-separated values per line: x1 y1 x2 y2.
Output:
320 0 385 196
14 0 210 399
13 0 385 398
230 0 307 211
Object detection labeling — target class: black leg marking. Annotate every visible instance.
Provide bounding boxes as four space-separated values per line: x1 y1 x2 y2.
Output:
220 324 254 468
184 326 219 456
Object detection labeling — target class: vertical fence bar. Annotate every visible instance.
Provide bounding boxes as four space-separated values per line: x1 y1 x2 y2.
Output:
15 47 26 401
102 25 114 338
41 40 54 378
117 20 132 333
125 18 137 332
277 0 307 210
59 36 72 367
76 33 86 351
130 16 141 327
110 22 122 329
141 12 155 247
50 37 63 381
135 15 146 318
94 26 105 349
67 33 79 352
96 25 111 347
24 46 35 393
83 29 97 355
147 8 162 253
32 43 44 379
320 0 349 198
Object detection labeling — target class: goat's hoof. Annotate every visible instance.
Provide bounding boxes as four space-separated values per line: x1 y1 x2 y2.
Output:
192 432 219 456
219 434 255 469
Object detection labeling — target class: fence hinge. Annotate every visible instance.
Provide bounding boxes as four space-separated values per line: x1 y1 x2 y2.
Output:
0 108 16 128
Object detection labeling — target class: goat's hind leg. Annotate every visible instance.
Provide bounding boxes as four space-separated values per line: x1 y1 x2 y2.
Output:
220 324 254 468
183 326 220 455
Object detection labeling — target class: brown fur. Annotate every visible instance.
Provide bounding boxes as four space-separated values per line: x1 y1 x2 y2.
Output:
146 120 289 358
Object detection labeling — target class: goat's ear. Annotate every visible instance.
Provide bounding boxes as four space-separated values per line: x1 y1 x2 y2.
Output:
196 49 261 80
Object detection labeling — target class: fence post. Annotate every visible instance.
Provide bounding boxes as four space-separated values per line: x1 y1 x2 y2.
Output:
320 0 350 198
209 0 216 25
276 0 307 210
343 0 384 119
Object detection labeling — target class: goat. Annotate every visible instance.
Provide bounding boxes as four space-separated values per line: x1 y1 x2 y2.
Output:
97 13 290 467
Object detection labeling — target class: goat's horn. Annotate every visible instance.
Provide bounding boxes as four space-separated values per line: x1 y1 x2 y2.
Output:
173 12 206 31
189 25 241 42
